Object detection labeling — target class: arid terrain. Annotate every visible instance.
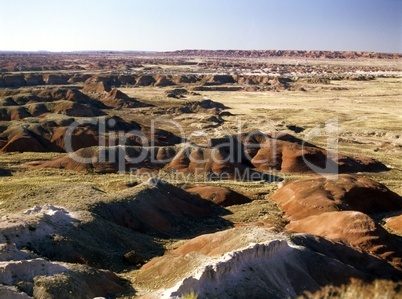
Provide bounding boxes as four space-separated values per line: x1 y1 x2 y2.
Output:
0 50 401 299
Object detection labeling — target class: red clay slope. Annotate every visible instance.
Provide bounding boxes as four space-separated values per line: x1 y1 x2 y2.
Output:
271 174 402 221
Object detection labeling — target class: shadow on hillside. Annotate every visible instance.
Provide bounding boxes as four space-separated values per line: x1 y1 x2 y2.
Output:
89 180 234 241
291 234 402 283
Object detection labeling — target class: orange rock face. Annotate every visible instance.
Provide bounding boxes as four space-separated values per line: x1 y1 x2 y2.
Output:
386 215 402 234
272 174 402 221
185 185 251 207
286 211 402 264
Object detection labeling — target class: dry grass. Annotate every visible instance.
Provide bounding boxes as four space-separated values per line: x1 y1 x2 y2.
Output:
301 278 402 299
223 198 287 231
181 291 199 299
0 167 133 213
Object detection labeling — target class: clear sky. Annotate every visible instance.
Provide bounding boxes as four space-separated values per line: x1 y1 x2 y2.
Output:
0 0 401 53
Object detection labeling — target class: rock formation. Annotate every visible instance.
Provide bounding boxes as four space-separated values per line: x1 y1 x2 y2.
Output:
271 174 402 221
136 227 402 298
185 185 251 206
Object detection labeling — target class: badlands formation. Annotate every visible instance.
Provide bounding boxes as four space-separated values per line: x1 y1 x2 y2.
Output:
0 50 401 298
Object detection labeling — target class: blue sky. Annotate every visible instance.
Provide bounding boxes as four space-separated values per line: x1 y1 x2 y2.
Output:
0 0 401 53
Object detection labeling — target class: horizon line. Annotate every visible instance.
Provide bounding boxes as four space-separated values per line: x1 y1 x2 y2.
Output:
0 49 401 55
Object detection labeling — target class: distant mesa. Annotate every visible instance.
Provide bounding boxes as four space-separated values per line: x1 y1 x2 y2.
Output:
24 73 45 85
154 75 175 87
203 74 236 85
171 74 198 84
82 79 151 108
2 74 27 87
0 71 392 91
164 99 228 115
43 74 69 85
0 50 400 74
168 49 402 60
67 73 91 84
135 75 156 86
82 80 112 93
101 88 151 108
